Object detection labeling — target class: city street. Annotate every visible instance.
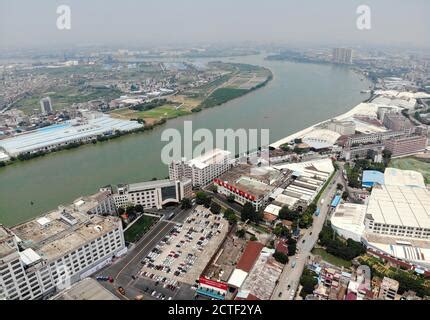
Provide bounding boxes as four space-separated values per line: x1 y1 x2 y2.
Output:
271 167 344 300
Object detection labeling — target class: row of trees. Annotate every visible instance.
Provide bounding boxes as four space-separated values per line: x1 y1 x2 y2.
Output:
278 204 314 230
318 223 366 260
299 268 318 298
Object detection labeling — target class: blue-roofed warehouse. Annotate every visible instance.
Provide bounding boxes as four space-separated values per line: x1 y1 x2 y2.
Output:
362 170 385 188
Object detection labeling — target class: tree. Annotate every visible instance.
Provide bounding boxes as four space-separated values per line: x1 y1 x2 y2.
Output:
241 202 259 222
236 229 246 238
223 208 237 224
336 183 343 191
287 238 297 256
118 207 125 215
280 144 291 152
181 198 192 209
227 194 235 203
273 224 290 238
196 191 208 205
273 251 289 264
341 191 349 201
382 149 392 165
210 185 218 193
279 206 300 221
299 212 313 229
135 204 144 213
299 269 318 298
250 235 258 241
210 202 221 215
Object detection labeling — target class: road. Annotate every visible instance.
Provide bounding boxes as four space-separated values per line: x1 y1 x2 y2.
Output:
94 205 193 300
271 167 344 300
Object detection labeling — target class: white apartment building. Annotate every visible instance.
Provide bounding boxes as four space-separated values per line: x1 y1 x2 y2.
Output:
169 149 231 187
0 210 125 300
112 179 192 209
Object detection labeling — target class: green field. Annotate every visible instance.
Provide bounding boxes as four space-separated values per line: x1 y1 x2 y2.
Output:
138 105 191 119
389 157 430 184
200 88 248 108
124 215 158 243
312 248 352 268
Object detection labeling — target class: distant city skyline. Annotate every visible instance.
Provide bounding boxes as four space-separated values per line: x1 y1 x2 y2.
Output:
0 0 429 50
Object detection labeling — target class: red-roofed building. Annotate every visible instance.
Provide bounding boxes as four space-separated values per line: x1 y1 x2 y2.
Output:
275 239 289 256
236 241 264 273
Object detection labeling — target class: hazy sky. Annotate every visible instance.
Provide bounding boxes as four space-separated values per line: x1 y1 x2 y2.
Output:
1 0 429 50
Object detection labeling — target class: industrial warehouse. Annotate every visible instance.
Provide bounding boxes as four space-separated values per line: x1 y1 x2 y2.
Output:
0 112 142 157
330 168 430 268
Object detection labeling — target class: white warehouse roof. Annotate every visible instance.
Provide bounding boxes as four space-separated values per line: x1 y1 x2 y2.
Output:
227 269 248 288
0 115 143 156
366 184 430 229
384 168 426 189
331 203 366 242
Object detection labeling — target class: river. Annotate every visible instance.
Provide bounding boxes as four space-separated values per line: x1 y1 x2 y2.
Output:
0 54 371 226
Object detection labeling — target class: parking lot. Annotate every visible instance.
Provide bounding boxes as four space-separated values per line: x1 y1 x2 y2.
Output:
139 206 229 286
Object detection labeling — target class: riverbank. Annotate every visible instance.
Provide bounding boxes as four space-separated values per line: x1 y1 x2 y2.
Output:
270 97 374 148
0 66 273 168
0 56 371 226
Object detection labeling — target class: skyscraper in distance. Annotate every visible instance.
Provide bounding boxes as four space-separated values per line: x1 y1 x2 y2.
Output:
40 97 53 115
332 48 353 64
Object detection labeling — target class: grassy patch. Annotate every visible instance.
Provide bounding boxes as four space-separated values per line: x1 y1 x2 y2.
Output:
124 215 158 243
389 157 430 184
139 105 191 119
312 247 352 268
200 88 248 108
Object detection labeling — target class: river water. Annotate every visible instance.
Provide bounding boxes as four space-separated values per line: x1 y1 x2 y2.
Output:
0 54 371 226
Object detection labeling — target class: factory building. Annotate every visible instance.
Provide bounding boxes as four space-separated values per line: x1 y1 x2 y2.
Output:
214 164 288 211
384 135 428 158
0 113 143 157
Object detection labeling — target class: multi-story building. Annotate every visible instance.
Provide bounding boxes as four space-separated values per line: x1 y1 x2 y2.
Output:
72 190 117 216
341 144 384 161
345 129 412 147
383 112 414 131
383 135 428 157
378 277 399 300
169 149 231 187
332 48 353 64
327 120 356 136
364 183 430 240
40 97 53 115
112 179 192 209
0 209 125 300
214 163 291 211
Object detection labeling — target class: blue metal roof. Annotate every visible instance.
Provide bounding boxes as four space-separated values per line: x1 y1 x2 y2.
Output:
331 195 341 207
362 170 385 187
